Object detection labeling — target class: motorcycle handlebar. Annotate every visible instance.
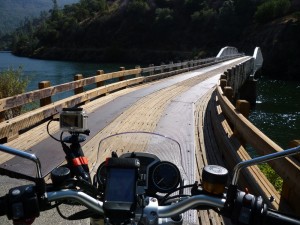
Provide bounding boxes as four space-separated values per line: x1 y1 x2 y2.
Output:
1 188 300 225
45 190 300 225
264 210 300 225
47 190 104 214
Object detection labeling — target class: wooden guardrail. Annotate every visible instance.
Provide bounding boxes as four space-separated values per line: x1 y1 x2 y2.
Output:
0 54 241 143
215 57 300 215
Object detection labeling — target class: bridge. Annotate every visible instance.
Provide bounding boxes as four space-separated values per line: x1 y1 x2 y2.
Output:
0 47 299 224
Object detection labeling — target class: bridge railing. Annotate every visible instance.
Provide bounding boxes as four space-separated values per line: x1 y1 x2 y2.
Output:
214 55 300 215
0 54 241 143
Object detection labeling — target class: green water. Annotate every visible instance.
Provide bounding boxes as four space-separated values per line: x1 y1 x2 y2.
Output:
249 78 300 149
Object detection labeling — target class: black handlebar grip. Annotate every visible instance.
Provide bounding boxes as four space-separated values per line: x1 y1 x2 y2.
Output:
264 210 300 225
0 196 8 216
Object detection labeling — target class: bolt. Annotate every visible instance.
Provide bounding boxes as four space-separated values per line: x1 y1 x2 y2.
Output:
12 189 21 196
151 198 157 202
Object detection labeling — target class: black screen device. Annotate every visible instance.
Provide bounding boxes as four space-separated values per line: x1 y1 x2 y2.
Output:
103 157 140 223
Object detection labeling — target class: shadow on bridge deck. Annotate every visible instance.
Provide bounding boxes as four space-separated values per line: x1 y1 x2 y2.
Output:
0 57 250 225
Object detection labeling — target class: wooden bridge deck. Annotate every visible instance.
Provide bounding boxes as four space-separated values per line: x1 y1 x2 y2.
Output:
0 57 250 225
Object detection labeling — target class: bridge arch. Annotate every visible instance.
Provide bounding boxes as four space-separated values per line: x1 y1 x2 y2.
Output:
216 46 240 58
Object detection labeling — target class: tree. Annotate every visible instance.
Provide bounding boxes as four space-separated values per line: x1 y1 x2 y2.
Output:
217 0 239 42
255 0 291 24
0 67 29 119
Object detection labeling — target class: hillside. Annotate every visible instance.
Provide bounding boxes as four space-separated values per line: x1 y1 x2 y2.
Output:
5 0 300 80
239 15 300 80
0 0 79 35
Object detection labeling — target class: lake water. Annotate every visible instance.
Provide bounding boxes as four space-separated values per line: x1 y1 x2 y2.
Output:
249 78 300 149
0 52 299 149
0 51 136 101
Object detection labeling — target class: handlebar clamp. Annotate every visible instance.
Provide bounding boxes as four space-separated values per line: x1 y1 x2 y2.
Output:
230 190 266 225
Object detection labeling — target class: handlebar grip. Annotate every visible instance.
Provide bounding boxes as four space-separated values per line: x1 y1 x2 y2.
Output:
0 196 8 216
264 210 300 225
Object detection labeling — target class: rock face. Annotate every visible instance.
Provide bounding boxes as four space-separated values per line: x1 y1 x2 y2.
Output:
240 16 300 80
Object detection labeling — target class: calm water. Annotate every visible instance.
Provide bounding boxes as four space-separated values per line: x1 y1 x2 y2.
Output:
249 78 300 149
0 52 299 148
0 52 135 100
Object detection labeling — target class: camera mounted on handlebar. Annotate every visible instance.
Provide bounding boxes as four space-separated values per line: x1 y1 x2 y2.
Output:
56 108 91 182
60 108 89 143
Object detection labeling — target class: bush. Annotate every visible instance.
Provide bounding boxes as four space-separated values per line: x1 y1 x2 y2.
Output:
126 0 150 15
255 0 291 24
155 8 174 26
0 67 29 119
191 8 216 26
258 163 283 192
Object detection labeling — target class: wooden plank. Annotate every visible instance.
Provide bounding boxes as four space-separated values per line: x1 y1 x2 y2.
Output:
216 85 300 192
0 77 145 141
0 55 255 225
0 57 241 113
1 64 217 175
0 57 248 168
209 91 281 209
0 68 142 112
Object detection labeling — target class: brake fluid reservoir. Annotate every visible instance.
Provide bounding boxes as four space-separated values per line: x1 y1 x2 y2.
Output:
202 165 228 195
51 166 71 187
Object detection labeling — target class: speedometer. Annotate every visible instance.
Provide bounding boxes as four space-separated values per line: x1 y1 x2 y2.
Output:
96 161 107 190
152 161 181 193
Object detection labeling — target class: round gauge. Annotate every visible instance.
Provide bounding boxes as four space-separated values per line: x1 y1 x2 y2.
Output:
152 161 181 193
96 162 107 187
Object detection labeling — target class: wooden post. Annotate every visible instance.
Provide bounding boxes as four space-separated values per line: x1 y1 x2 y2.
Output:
177 61 181 70
236 100 250 118
149 64 154 76
74 74 84 95
135 66 141 78
220 79 227 91
190 60 194 69
39 81 51 107
224 71 228 79
233 100 250 145
220 74 227 80
280 140 300 215
0 111 5 122
224 86 234 102
169 61 173 72
96 70 105 87
160 63 165 74
239 79 257 107
232 66 237 97
119 67 125 81
227 69 232 87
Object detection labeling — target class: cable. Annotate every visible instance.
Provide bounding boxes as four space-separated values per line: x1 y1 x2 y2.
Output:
47 118 61 142
160 184 195 204
56 203 70 220
161 194 191 205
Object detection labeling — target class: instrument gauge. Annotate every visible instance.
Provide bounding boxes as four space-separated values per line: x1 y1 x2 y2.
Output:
152 161 180 193
96 162 107 188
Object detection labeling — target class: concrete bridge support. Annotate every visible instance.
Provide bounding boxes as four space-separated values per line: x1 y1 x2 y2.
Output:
220 47 263 108
238 77 257 106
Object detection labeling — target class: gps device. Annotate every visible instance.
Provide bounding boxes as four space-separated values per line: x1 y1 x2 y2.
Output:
103 157 140 223
60 108 88 132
